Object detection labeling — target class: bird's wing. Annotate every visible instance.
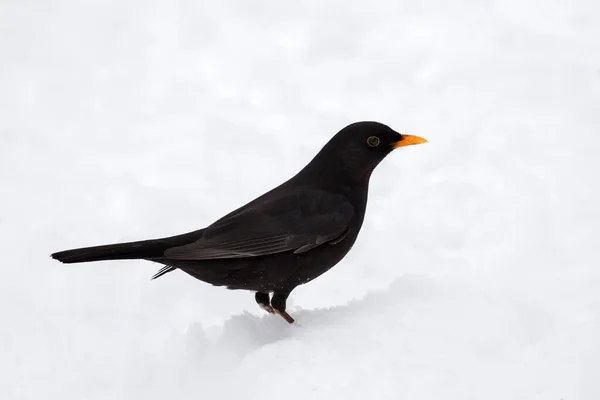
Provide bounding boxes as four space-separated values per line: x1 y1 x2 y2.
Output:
163 189 354 260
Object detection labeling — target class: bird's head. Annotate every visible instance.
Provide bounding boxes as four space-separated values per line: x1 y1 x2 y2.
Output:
300 121 427 184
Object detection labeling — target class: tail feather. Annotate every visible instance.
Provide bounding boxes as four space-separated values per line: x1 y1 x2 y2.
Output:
51 230 204 264
151 265 176 280
51 240 168 264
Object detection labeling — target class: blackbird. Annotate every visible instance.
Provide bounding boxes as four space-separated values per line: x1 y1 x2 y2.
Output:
52 121 427 323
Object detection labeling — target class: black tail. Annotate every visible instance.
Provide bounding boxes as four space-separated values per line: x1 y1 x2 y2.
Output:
51 230 204 264
51 239 168 264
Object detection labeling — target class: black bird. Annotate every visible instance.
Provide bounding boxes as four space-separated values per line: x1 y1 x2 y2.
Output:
51 122 427 323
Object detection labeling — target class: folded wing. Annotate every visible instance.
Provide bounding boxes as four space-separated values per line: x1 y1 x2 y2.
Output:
164 189 354 260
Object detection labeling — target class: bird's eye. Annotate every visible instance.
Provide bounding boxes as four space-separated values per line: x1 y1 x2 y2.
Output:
366 136 380 147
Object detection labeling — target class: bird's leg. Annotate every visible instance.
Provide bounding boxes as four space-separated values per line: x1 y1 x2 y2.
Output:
255 292 274 314
271 291 295 324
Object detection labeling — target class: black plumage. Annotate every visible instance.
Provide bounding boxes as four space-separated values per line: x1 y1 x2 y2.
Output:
51 121 427 323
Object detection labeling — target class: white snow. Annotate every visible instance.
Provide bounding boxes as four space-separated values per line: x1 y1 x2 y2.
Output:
1 0 600 399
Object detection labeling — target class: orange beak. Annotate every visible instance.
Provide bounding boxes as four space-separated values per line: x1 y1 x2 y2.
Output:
393 134 428 148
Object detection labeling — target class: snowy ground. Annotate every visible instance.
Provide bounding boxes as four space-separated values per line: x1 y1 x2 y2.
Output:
2 0 600 399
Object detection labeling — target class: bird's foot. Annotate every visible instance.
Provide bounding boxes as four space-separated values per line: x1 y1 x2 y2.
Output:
255 291 295 323
271 290 294 324
274 309 295 324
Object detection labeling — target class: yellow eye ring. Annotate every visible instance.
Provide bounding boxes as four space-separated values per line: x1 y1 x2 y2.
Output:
367 136 380 147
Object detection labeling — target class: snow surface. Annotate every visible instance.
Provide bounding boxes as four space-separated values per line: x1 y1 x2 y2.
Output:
1 0 600 399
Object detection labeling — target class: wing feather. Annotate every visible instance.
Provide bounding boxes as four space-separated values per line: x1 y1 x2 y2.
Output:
164 190 353 260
